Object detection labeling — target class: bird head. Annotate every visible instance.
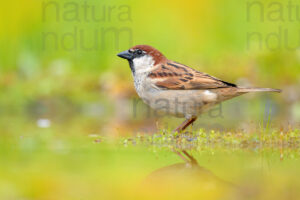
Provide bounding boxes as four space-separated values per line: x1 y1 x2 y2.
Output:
117 45 167 74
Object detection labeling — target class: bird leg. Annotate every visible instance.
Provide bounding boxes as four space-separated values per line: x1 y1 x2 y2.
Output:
173 117 197 133
172 149 198 165
173 117 198 164
173 149 190 163
182 150 198 164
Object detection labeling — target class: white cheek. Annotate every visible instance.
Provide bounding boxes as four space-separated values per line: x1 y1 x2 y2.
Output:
203 90 217 102
133 55 155 74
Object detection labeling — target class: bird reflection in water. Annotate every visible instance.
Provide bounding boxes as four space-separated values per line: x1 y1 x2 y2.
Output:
139 150 236 200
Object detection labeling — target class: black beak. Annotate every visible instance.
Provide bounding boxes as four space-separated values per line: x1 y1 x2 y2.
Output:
117 50 133 60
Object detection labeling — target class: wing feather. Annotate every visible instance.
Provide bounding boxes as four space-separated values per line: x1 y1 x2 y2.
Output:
150 61 236 90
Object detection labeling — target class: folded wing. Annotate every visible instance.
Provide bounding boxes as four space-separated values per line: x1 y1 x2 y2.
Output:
149 61 236 90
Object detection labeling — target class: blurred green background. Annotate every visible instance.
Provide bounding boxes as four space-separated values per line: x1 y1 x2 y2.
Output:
1 0 300 199
1 0 300 136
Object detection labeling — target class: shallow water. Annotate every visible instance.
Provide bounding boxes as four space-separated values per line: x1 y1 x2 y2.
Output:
0 131 299 200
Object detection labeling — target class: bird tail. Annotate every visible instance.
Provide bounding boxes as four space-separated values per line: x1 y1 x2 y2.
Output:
237 87 282 93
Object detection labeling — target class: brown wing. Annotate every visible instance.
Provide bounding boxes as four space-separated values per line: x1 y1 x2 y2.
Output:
149 61 236 90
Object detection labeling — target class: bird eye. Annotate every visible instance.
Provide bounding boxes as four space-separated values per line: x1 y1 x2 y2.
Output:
136 49 143 55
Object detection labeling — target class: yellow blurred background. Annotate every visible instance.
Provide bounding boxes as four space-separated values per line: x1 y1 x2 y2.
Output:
0 0 300 199
1 0 300 136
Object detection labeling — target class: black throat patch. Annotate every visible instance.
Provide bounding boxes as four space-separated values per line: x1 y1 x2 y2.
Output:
128 60 135 75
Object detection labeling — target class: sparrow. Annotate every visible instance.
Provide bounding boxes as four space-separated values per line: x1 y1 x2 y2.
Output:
117 45 281 133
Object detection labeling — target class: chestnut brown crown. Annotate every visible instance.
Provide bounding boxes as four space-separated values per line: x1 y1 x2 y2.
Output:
130 45 167 65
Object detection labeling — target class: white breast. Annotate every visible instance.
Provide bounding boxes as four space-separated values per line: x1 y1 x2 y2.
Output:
132 55 156 97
